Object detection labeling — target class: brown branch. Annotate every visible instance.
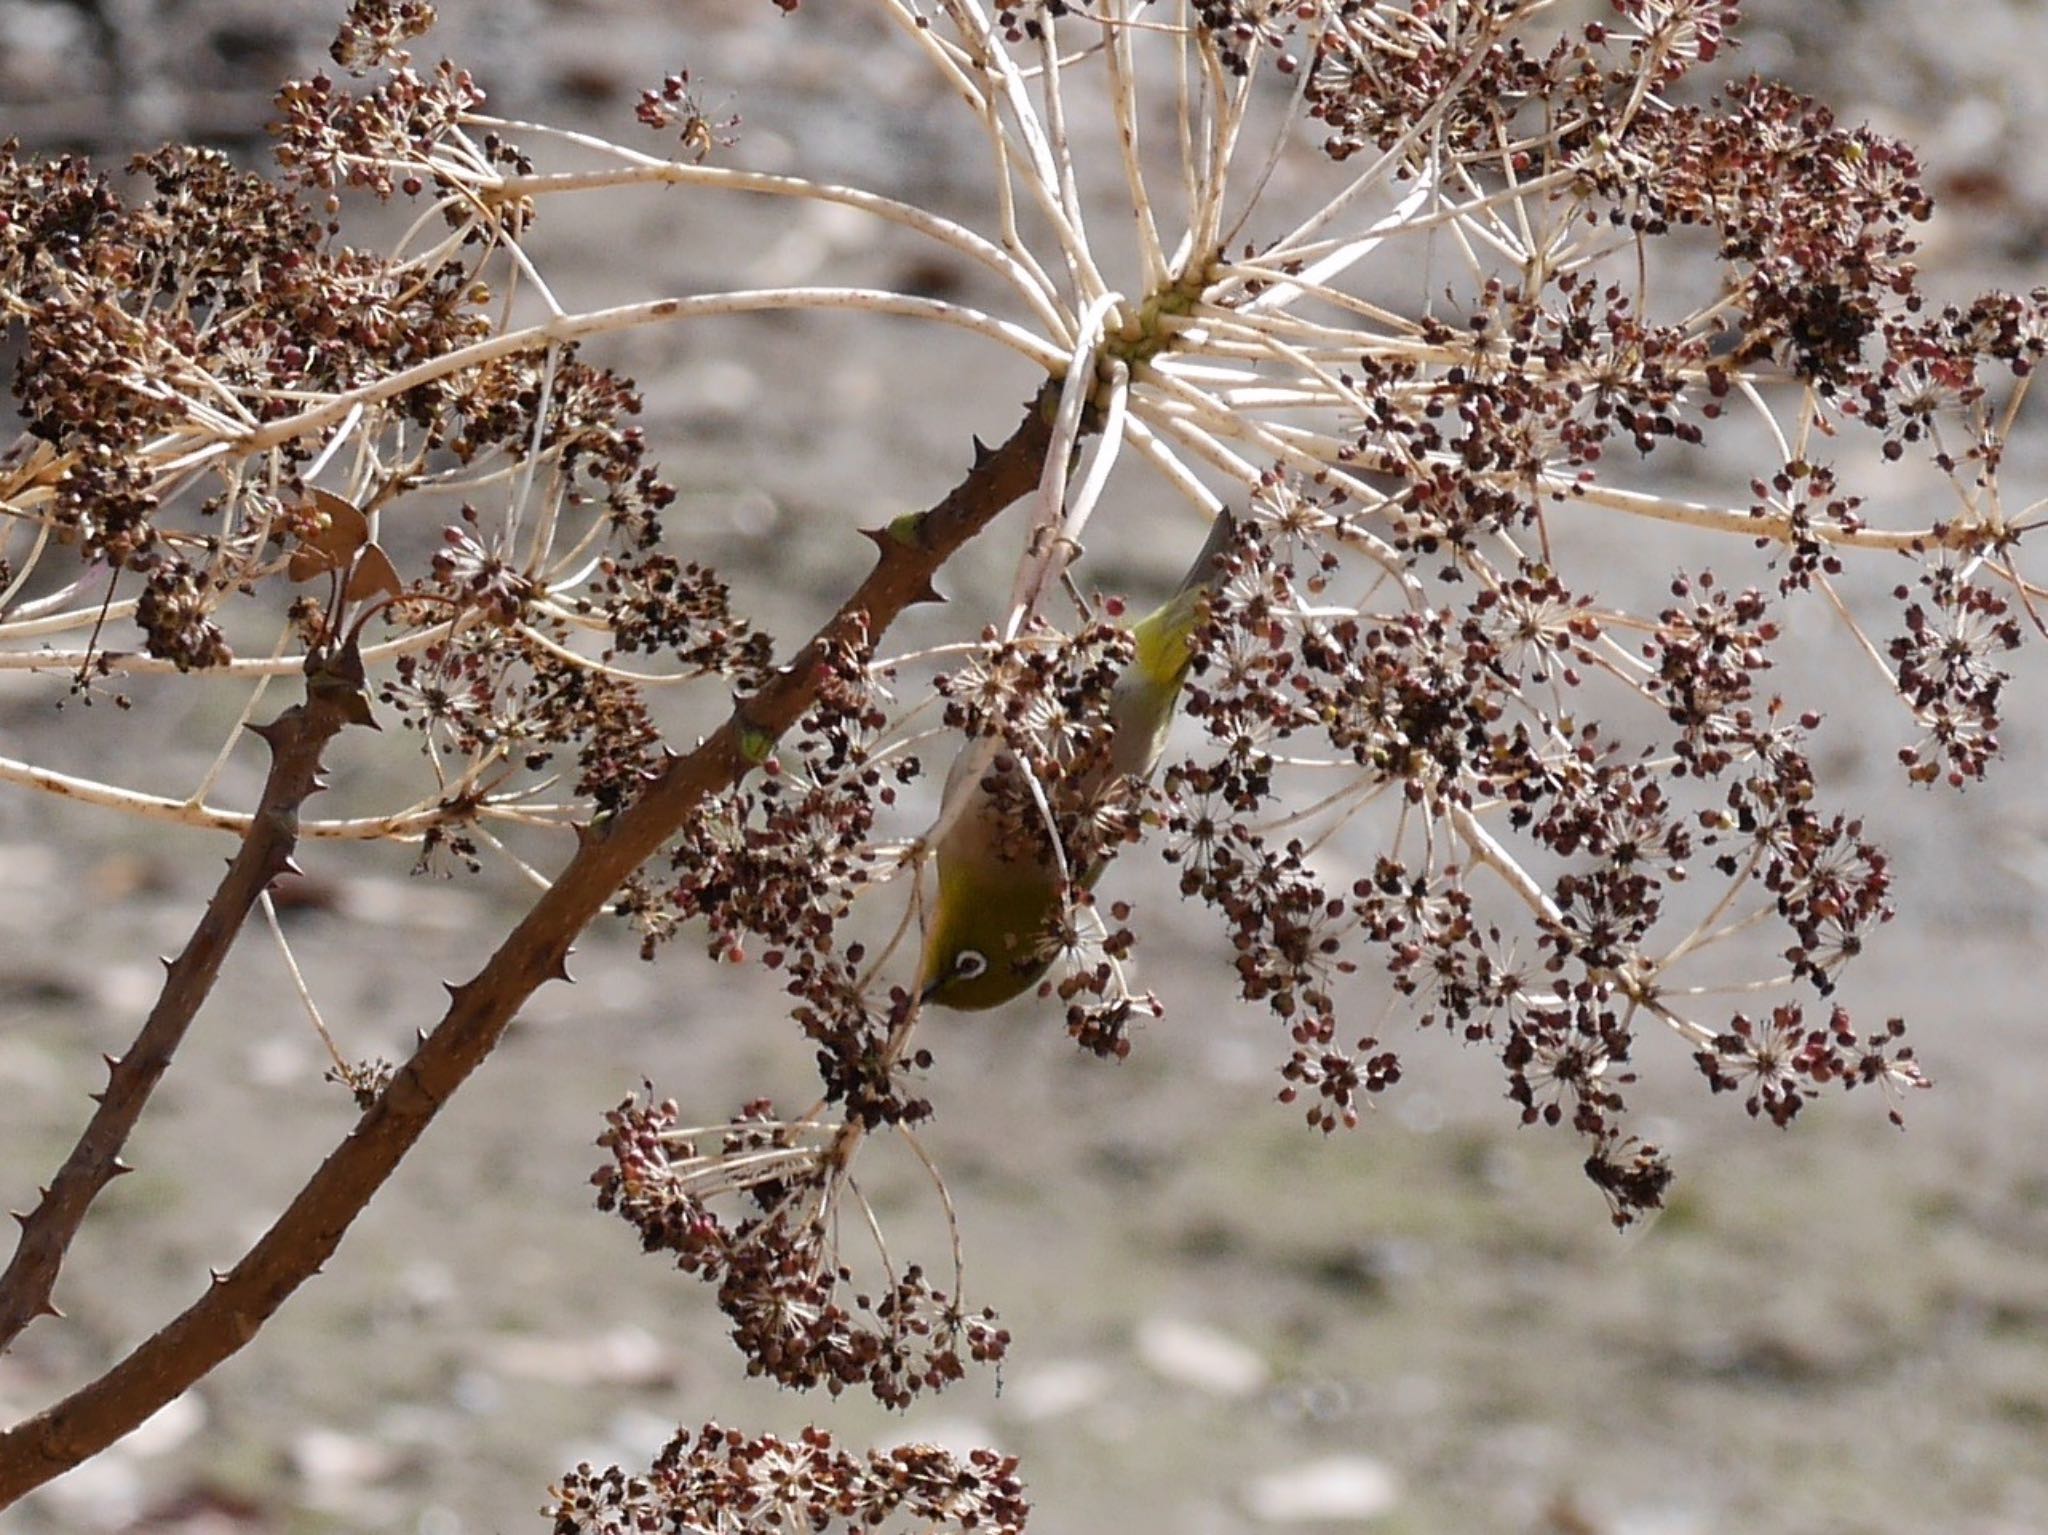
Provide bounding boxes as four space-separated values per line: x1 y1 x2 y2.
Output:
0 642 375 1356
0 384 1059 1507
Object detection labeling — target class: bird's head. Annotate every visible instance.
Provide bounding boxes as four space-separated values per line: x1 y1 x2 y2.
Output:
917 870 1057 1011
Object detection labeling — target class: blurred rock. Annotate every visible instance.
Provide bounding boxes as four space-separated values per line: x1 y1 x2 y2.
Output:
751 200 880 286
1135 1316 1268 1398
1004 1358 1113 1422
392 1258 460 1319
1242 1455 1401 1523
243 1035 312 1088
267 870 344 915
489 1324 676 1388
450 1368 504 1417
27 1449 145 1531
121 1487 273 1533
91 962 163 1016
86 850 173 901
1610 1510 1710 1535
337 877 487 932
289 1427 402 1500
666 357 762 421
0 1033 62 1089
0 840 60 891
125 1392 207 1458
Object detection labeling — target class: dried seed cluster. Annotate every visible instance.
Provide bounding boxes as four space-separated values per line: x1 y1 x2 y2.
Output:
1158 480 1929 1224
548 1423 1028 1535
594 1094 1009 1407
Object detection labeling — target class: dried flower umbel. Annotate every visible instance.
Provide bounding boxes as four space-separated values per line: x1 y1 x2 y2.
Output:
594 1090 1008 1409
0 0 2039 1516
547 1422 1028 1535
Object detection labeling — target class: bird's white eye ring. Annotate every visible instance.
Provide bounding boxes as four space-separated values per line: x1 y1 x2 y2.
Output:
953 949 989 980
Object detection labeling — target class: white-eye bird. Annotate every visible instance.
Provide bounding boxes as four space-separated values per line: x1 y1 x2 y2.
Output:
918 510 1239 1010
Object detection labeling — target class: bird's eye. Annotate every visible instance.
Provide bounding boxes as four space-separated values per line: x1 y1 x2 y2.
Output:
953 949 989 980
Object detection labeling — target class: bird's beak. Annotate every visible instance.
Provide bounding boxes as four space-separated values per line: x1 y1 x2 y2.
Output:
917 973 946 1007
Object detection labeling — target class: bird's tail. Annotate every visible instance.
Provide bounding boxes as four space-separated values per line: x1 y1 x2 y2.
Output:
1176 507 1240 599
1129 509 1239 693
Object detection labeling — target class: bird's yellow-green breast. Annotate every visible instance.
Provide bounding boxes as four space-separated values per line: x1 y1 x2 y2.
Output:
920 831 1063 1010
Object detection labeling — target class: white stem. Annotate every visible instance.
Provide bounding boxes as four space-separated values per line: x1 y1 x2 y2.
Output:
240 289 1068 458
261 891 351 1074
1100 0 1169 293
0 622 449 676
1242 172 1439 319
1449 802 1561 924
0 517 50 614
0 598 140 641
483 160 1068 339
1004 291 1123 640
1546 475 1960 553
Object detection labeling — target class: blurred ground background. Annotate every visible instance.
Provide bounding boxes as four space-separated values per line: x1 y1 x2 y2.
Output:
3 1 2048 1531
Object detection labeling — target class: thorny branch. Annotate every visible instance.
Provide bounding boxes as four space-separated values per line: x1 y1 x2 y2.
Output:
0 642 375 1355
0 386 1056 1509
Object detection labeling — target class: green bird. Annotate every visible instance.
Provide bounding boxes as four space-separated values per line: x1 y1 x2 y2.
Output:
918 509 1239 1010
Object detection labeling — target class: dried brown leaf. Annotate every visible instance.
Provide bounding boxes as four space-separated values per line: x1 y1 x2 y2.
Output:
345 543 402 603
288 489 371 582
